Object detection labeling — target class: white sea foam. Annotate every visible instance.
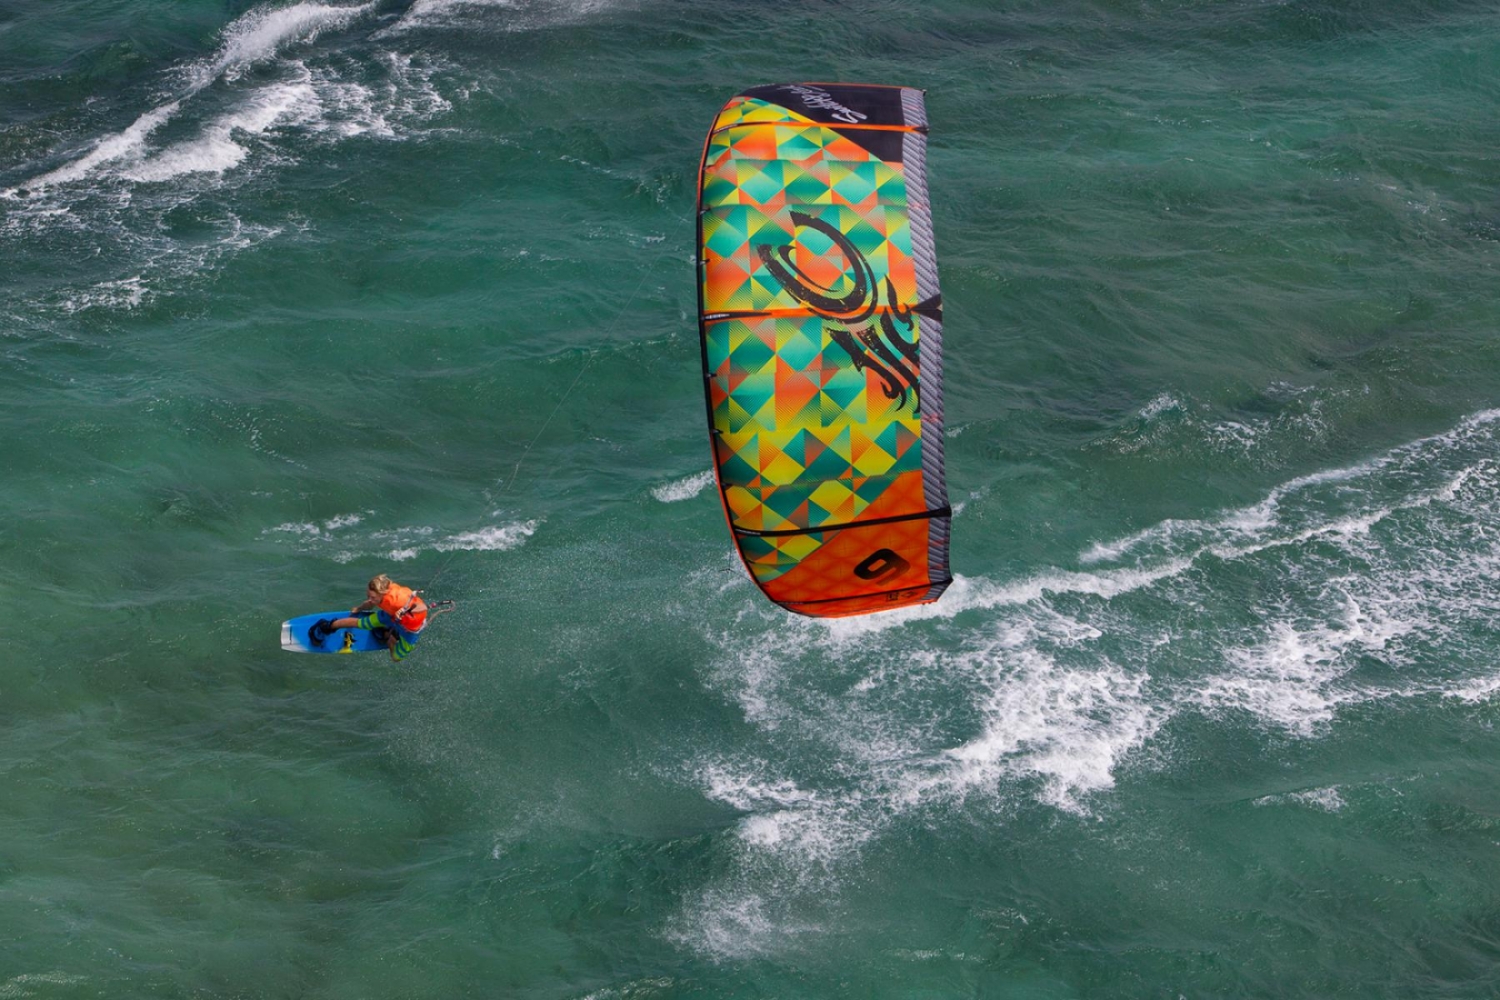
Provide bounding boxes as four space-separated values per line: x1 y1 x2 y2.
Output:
674 760 844 959
699 761 868 863
935 650 1161 814
197 2 374 87
122 78 321 183
333 520 538 562
700 762 815 812
1193 593 1419 737
678 407 1500 958
263 511 368 537
431 522 539 553
385 0 621 34
1138 392 1184 420
803 558 1197 641
1107 385 1340 463
265 515 536 561
60 276 148 313
678 600 1168 958
266 521 322 537
1254 787 1345 811
5 3 373 197
1450 674 1500 704
390 0 520 32
573 980 676 1000
1204 417 1266 452
5 101 182 195
0 973 88 999
651 469 714 503
2 0 470 324
1080 411 1500 567
299 50 454 141
668 890 794 961
1293 786 1345 811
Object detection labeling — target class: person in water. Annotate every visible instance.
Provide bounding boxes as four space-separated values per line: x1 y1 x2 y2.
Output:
313 573 428 662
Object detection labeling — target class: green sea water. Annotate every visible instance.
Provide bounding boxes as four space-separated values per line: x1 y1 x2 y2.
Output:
5 1 1500 996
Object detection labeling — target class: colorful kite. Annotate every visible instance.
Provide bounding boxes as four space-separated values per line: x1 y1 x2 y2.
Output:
696 83 952 617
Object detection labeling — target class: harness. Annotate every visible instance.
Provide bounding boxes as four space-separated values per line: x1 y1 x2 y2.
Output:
379 584 429 632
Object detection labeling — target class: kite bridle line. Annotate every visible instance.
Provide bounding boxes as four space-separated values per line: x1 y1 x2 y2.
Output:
421 243 674 598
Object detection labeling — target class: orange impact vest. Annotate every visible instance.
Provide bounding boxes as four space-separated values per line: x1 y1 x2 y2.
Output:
379 583 428 632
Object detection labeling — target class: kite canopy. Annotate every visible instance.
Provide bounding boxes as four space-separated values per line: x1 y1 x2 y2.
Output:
696 83 951 618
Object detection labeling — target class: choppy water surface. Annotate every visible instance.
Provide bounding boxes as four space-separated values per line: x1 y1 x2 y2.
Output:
5 1 1500 996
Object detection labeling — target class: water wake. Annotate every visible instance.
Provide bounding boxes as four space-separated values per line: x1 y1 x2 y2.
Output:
678 408 1500 957
4 3 376 198
265 514 539 563
0 1 455 320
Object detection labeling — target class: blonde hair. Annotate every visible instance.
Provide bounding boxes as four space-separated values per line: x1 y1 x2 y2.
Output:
368 573 392 595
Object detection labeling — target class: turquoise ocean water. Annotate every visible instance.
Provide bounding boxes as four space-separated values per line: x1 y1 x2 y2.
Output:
5 1 1500 995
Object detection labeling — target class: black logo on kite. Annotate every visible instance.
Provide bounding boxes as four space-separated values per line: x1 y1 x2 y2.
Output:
756 212 939 414
779 84 868 125
854 548 910 582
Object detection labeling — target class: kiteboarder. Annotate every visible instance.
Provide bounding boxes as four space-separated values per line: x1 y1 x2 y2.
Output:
311 573 428 662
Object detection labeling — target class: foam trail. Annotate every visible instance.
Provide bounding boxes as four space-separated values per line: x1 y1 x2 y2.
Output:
1080 407 1500 566
263 516 538 563
197 2 376 87
385 0 621 33
1080 460 1381 565
430 522 540 554
1451 674 1500 704
6 102 181 194
1190 595 1419 736
343 520 539 562
796 557 1197 641
1254 787 1345 811
652 470 714 503
3 2 373 196
121 77 321 183
678 407 1500 958
937 651 1161 814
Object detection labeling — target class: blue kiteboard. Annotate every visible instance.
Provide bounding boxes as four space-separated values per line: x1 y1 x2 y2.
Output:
280 610 387 655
